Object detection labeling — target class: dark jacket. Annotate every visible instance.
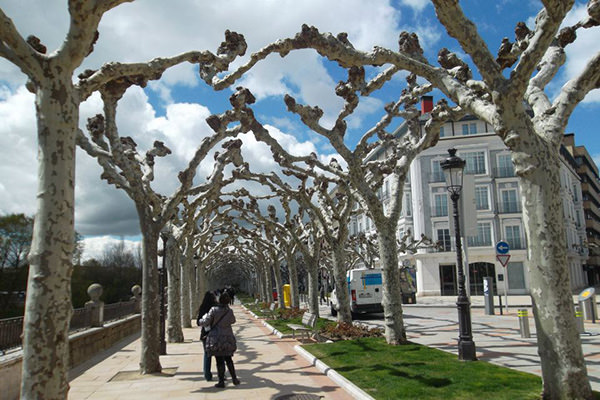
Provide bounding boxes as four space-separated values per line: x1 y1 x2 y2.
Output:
198 304 237 356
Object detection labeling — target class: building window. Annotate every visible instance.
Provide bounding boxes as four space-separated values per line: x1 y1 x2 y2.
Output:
440 126 445 137
475 186 489 210
403 193 412 217
437 228 451 251
433 193 448 217
500 189 520 213
463 151 487 174
497 154 514 177
505 225 522 250
431 159 445 182
470 123 477 134
468 222 492 247
462 124 469 135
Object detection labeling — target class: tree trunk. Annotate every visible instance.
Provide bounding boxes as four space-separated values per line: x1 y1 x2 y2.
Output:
377 225 407 344
197 262 207 297
138 222 162 373
331 244 352 324
516 142 593 399
190 261 199 317
272 261 285 308
21 77 77 400
287 253 299 308
166 239 184 343
180 252 192 328
265 262 273 303
306 256 320 316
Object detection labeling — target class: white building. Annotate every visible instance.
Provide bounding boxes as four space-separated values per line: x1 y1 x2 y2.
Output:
350 97 589 297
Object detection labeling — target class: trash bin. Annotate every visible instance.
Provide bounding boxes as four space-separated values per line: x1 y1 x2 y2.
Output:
578 287 597 323
283 284 291 308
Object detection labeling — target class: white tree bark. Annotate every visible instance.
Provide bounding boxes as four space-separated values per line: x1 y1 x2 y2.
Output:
21 73 77 400
180 241 193 328
165 234 184 343
512 132 591 398
285 248 300 308
138 221 162 373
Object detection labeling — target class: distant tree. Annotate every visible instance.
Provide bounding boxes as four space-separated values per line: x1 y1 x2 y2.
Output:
99 239 137 269
0 213 33 269
72 232 85 266
0 214 33 317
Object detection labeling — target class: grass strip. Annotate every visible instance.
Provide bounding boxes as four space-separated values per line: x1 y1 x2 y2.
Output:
303 337 551 400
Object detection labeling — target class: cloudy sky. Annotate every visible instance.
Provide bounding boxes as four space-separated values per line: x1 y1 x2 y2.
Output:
0 0 598 260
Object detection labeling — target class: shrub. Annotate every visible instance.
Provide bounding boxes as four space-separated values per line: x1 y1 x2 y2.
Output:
319 322 383 341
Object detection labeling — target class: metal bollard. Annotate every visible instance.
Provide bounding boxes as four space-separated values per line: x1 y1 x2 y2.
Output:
575 305 585 334
518 308 531 338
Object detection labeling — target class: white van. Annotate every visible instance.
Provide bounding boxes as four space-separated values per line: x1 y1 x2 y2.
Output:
330 268 384 317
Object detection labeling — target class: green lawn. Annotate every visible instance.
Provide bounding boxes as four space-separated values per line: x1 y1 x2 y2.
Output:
267 313 335 334
302 337 595 400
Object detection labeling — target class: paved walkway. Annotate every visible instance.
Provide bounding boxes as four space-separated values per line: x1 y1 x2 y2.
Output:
68 295 600 399
68 304 353 400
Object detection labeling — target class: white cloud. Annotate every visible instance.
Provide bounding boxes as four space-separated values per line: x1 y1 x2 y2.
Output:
561 4 600 103
0 86 37 216
399 0 430 13
81 235 141 262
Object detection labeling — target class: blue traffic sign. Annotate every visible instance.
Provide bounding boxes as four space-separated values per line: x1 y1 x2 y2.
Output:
496 241 510 254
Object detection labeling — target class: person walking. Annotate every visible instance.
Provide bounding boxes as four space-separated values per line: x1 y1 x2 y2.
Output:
197 291 218 381
319 283 326 305
198 292 240 388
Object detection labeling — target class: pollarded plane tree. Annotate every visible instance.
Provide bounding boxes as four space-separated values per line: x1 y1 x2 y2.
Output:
218 79 451 339
193 223 239 301
0 2 249 391
203 85 358 317
161 218 186 343
175 198 233 329
230 202 288 309
209 5 599 393
284 73 459 344
188 201 236 312
223 189 304 309
233 163 356 324
79 76 244 373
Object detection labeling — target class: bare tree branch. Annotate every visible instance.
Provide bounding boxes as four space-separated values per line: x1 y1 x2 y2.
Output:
0 8 42 77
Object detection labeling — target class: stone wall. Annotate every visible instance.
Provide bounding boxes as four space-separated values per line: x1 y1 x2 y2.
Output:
0 314 141 400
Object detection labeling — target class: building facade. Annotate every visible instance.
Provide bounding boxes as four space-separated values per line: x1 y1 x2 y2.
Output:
350 98 590 296
563 134 600 286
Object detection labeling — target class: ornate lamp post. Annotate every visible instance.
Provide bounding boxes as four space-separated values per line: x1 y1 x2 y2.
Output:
441 148 477 361
159 234 167 355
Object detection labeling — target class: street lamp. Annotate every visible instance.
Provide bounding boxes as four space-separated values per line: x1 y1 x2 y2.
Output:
159 234 167 355
441 148 477 361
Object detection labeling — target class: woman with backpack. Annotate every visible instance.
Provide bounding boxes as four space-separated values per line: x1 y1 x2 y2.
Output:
197 292 240 388
197 291 218 381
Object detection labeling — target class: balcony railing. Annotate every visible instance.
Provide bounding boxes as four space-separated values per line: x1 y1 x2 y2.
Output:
498 201 521 214
494 166 516 178
432 208 448 217
1 298 138 353
505 239 526 250
429 172 446 183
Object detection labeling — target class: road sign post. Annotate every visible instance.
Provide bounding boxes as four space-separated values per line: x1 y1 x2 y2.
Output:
496 241 510 313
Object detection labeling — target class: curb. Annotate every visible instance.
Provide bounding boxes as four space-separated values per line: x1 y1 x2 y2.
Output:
294 344 375 400
240 305 292 339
